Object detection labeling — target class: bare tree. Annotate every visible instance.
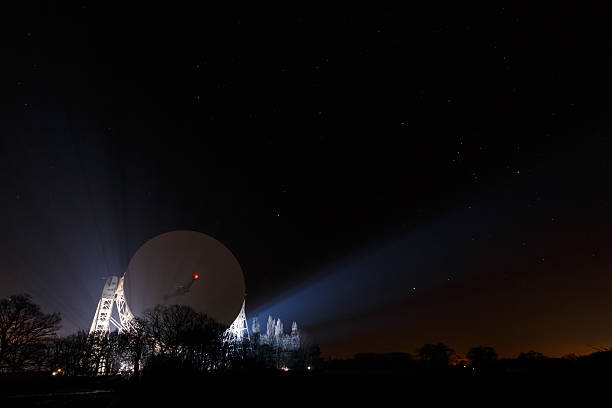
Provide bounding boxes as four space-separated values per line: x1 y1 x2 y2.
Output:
119 317 149 378
90 331 123 375
142 304 226 372
417 343 455 368
466 346 498 369
517 350 546 360
49 330 123 376
50 331 93 375
0 294 61 372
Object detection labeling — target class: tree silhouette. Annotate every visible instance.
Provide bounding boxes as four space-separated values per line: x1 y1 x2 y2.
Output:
50 331 93 375
417 343 455 368
517 350 546 360
0 294 61 372
466 346 498 369
90 331 122 375
142 304 227 373
118 317 149 378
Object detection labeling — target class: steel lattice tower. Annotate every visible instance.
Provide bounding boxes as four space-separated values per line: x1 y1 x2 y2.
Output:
89 276 119 333
89 275 134 334
224 300 250 342
90 274 248 340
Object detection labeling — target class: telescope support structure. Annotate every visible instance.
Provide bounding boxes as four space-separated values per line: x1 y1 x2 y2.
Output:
89 275 134 334
90 275 247 340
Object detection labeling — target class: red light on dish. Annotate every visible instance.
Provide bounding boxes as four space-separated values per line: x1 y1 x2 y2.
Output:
193 274 199 280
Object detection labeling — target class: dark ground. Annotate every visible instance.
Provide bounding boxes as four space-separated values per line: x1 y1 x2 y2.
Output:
2 361 610 407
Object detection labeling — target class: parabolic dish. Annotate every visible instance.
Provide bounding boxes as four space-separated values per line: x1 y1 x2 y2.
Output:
124 230 245 327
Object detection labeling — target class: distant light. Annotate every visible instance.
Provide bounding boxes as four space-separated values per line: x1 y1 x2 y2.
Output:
307 366 312 370
193 274 199 280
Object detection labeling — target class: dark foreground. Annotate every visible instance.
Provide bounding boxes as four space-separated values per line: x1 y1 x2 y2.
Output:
1 364 610 407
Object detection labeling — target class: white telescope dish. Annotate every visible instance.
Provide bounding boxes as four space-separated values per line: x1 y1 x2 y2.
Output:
123 230 245 327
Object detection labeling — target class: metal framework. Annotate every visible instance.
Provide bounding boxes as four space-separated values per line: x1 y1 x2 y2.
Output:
224 300 250 343
90 274 249 341
114 275 135 332
89 275 134 334
89 276 119 333
89 273 261 377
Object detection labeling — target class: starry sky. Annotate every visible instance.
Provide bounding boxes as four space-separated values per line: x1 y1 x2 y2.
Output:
2 3 612 358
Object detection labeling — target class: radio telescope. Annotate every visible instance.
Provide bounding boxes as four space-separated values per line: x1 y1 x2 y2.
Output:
89 230 249 341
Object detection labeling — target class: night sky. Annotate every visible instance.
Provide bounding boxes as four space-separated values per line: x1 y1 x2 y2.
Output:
2 4 612 358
